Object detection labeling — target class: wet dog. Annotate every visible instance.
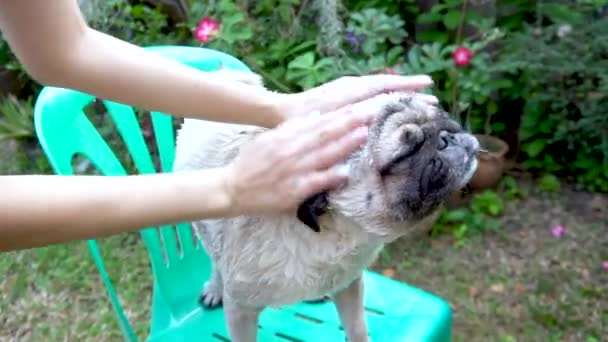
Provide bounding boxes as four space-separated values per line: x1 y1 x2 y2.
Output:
173 71 479 342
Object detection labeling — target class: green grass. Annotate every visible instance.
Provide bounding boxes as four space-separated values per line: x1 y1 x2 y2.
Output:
0 234 152 340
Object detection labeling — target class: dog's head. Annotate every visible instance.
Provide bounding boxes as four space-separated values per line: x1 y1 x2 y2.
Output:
297 93 479 236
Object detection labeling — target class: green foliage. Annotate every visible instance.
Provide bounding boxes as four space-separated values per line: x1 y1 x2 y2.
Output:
337 8 408 77
414 0 493 43
346 8 407 55
190 1 411 91
84 0 184 45
499 14 608 192
501 175 529 200
0 95 34 141
190 0 253 54
430 189 506 245
396 29 515 132
538 174 561 193
343 0 418 17
285 52 336 90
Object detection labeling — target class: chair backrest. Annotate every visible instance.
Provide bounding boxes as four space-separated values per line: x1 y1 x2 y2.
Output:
34 46 252 322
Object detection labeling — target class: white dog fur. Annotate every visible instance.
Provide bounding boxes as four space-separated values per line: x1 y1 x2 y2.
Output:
172 70 479 342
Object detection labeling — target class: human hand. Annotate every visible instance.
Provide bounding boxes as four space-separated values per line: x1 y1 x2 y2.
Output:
278 74 438 120
222 105 373 216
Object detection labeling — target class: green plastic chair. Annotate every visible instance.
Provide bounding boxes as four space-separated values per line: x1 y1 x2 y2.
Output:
33 45 453 342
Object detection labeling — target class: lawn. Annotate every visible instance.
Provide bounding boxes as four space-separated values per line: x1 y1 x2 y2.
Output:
1 138 606 342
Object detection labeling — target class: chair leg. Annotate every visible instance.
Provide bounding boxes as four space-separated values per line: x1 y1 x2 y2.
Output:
333 276 370 342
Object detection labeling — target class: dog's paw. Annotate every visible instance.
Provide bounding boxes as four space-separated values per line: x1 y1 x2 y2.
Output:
198 282 223 309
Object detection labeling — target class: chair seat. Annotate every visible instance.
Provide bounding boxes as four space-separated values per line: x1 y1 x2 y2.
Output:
146 271 452 342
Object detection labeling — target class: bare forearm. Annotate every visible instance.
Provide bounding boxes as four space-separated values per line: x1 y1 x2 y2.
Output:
61 29 284 127
0 0 285 128
0 170 231 252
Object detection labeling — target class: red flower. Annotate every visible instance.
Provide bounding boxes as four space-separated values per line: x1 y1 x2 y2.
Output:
452 47 473 67
194 17 220 43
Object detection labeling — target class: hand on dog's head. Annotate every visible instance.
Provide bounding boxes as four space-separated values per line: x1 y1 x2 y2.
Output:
297 93 480 233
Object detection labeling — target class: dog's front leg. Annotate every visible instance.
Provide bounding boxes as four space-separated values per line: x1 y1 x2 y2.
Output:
333 276 370 342
224 299 262 342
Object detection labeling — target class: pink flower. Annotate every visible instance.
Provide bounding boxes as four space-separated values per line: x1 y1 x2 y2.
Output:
194 17 220 43
602 261 608 271
550 225 566 238
452 47 473 67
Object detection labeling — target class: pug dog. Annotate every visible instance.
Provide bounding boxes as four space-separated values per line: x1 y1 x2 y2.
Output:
172 71 480 342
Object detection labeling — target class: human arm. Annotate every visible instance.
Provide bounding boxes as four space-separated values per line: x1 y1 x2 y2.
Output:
0 104 373 252
0 0 286 128
0 170 232 252
0 0 436 129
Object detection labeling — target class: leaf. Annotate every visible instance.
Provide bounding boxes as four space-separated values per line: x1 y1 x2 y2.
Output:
429 3 450 14
231 27 253 40
416 12 442 25
416 31 449 44
524 139 546 158
538 3 584 24
386 46 405 66
443 209 468 222
287 52 315 70
286 40 317 58
443 10 462 30
315 57 336 70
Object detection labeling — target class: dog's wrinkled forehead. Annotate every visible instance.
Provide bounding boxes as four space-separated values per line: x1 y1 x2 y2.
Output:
365 94 461 159
296 93 463 232
369 94 454 138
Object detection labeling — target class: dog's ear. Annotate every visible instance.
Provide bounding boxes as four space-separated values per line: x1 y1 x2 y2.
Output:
296 192 329 232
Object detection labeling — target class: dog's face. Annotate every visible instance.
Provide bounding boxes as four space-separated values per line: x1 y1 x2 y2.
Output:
297 93 479 234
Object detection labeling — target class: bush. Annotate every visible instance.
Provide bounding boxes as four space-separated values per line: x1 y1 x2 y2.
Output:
499 14 608 192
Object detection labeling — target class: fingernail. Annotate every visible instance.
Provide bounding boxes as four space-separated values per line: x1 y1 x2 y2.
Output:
336 164 351 177
409 75 433 85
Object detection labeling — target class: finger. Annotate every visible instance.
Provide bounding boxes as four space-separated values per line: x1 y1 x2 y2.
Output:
417 93 439 104
336 74 434 105
362 74 434 93
295 166 351 200
295 108 374 153
299 126 368 171
310 75 433 113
